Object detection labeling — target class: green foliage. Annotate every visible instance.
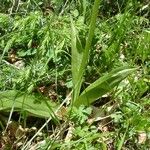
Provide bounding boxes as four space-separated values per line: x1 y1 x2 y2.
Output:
74 66 136 107
0 90 57 118
71 0 135 107
0 0 150 149
69 106 92 125
71 0 101 102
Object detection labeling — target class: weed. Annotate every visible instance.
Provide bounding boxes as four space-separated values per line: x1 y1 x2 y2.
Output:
0 0 150 149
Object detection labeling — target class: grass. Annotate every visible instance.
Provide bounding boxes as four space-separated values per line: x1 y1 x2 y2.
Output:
0 0 150 149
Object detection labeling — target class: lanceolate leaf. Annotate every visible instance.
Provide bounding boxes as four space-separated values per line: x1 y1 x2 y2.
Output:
0 90 57 118
74 66 136 107
71 18 84 100
71 0 101 101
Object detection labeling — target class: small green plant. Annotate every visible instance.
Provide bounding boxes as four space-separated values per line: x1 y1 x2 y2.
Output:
71 0 135 107
0 0 135 120
0 0 149 149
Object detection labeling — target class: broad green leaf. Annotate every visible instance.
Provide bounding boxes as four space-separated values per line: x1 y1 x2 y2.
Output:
74 66 136 107
71 19 83 82
0 90 57 118
71 18 83 100
71 0 101 101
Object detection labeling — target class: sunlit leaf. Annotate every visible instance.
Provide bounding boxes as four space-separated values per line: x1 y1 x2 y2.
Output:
74 66 136 107
71 0 101 101
71 18 83 100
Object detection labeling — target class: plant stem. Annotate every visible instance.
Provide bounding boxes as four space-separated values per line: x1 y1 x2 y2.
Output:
74 0 101 102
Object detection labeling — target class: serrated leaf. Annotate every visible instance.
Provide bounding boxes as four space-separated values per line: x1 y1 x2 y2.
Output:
74 66 136 107
0 90 57 118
